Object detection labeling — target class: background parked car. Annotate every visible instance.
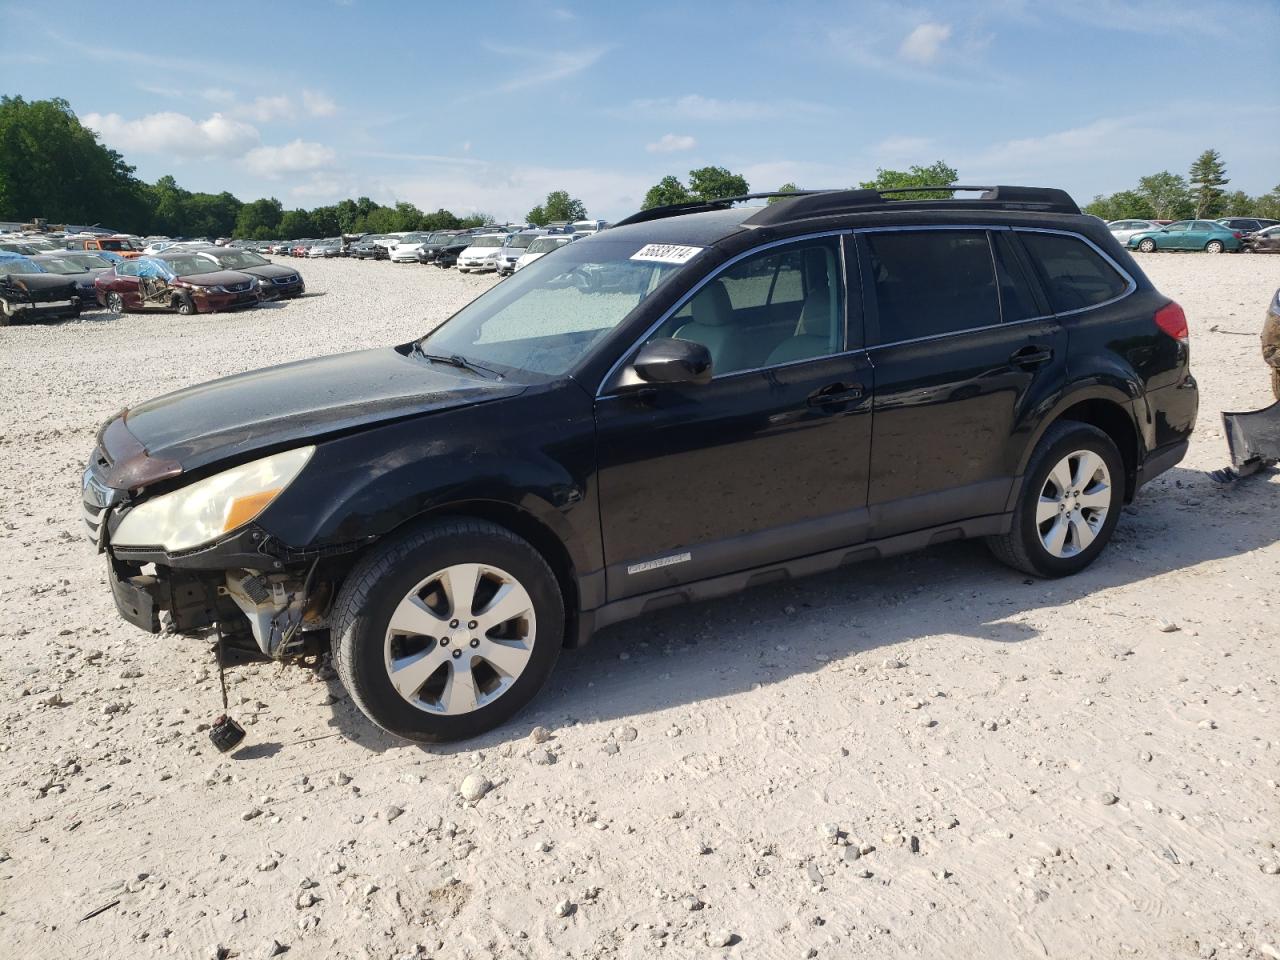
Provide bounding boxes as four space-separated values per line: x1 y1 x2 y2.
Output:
570 218 610 234
495 229 548 276
0 252 81 324
514 234 574 271
414 232 464 264
1247 224 1280 254
388 232 434 263
1107 219 1162 244
429 235 473 268
456 233 508 273
66 235 144 258
186 247 305 299
31 252 113 306
1127 219 1243 253
97 254 260 315
1217 217 1279 241
350 235 395 260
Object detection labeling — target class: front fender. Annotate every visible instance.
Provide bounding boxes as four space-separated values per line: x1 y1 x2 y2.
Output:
255 384 603 582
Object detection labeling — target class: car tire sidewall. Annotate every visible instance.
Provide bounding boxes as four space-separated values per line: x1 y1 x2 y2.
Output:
1206 240 1224 254
1014 425 1124 577
338 525 564 742
1138 239 1156 252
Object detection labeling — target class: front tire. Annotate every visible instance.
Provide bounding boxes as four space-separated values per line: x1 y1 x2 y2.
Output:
175 294 195 316
1205 240 1225 254
105 292 124 313
987 421 1124 577
332 518 564 742
1138 238 1157 253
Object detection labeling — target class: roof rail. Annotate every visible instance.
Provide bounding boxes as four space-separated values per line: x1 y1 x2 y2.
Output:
612 191 823 227
745 185 1081 225
615 185 1081 229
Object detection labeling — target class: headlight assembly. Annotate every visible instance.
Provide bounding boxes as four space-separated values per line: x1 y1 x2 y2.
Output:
111 446 314 552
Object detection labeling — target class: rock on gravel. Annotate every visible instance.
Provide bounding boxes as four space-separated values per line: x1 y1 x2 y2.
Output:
459 774 491 802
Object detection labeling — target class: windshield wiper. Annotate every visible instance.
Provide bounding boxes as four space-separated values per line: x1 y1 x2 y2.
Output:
412 343 500 379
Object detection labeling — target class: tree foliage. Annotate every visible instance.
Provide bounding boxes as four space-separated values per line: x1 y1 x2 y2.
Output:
527 190 587 226
769 182 801 204
1188 148 1229 218
640 167 750 210
859 161 958 199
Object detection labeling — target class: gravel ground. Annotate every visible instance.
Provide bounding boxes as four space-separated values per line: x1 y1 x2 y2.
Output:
1 253 1279 960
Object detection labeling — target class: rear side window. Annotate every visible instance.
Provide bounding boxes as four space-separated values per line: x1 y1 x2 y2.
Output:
1016 232 1128 313
864 230 999 342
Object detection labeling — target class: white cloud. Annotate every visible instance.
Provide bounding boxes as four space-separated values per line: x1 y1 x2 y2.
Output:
201 87 236 104
899 22 952 64
646 133 697 154
627 94 830 122
83 110 260 158
237 95 294 123
301 90 338 117
482 41 610 93
243 140 338 177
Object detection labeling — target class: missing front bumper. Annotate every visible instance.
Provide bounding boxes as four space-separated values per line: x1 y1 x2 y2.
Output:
1222 401 1280 476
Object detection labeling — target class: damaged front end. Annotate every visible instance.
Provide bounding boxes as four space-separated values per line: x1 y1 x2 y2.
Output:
0 272 81 323
84 415 341 659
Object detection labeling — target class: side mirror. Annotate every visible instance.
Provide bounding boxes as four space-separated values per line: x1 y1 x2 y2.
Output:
632 338 712 386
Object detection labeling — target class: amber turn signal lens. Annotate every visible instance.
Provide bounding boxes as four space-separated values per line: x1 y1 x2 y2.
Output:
222 488 281 533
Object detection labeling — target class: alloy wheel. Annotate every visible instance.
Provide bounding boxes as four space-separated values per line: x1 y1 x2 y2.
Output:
383 563 536 715
1206 240 1224 254
106 292 123 313
1139 239 1156 252
1036 450 1112 558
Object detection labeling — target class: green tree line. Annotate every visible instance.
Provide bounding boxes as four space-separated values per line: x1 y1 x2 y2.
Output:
0 96 497 239
1084 149 1280 221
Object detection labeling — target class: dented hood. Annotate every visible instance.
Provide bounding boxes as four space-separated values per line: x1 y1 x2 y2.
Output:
120 346 526 473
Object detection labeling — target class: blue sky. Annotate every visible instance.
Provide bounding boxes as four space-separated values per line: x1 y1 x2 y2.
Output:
4 0 1278 221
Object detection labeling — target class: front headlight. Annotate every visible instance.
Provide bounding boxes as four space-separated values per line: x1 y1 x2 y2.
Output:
112 446 314 552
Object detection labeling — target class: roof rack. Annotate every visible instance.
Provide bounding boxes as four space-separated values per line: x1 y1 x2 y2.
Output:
615 185 1081 229
612 191 824 227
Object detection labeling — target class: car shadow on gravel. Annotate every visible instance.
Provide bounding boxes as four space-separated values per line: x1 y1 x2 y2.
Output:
317 464 1279 754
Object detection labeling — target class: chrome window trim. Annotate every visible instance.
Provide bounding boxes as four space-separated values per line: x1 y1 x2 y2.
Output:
595 229 851 397
857 223 1138 349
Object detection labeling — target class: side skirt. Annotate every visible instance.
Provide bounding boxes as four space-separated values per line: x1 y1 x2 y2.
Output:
573 513 1011 645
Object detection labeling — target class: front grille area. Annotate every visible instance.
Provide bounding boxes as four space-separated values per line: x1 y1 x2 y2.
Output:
226 281 252 293
272 275 299 285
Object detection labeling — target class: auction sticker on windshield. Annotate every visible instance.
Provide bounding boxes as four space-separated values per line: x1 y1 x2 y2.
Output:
630 244 703 265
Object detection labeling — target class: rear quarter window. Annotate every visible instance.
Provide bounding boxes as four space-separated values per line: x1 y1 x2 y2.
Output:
1016 231 1129 314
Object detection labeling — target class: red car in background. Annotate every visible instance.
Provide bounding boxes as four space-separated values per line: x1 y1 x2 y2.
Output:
94 254 260 315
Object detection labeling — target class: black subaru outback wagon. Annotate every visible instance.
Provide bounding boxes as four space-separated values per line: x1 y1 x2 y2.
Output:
83 186 1198 742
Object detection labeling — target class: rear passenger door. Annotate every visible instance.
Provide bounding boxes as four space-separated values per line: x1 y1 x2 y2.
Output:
860 228 1067 538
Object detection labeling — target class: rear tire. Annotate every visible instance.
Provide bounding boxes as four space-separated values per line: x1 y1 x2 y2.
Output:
1205 240 1225 254
987 421 1124 577
1138 238 1157 253
332 518 564 743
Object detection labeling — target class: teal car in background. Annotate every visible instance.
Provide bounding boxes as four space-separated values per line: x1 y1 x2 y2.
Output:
1127 219 1244 254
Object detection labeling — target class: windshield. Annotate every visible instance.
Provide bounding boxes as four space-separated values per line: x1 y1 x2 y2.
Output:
65 253 111 269
0 259 43 274
399 233 428 244
212 250 269 269
163 256 219 277
34 257 86 274
525 237 565 254
419 238 695 378
507 233 540 250
469 235 505 248
0 242 36 254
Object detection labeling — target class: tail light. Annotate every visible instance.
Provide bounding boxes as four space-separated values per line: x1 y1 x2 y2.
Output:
1155 301 1189 344
1232 231 1243 239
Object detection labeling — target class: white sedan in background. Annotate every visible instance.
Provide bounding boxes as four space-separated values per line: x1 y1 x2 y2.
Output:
388 232 433 263
514 234 575 271
1107 219 1163 244
456 234 508 273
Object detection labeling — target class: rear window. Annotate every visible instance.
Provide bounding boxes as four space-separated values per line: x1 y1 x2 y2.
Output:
1016 232 1129 313
864 230 999 342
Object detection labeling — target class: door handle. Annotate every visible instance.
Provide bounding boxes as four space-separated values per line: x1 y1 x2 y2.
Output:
807 382 865 407
1010 345 1053 367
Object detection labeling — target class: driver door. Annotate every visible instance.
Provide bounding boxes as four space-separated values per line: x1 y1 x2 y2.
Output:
593 234 874 601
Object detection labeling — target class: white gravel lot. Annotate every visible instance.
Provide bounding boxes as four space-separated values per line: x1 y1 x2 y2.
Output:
1 253 1279 960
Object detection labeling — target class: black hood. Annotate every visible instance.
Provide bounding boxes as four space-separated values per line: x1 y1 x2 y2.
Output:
237 263 299 281
122 346 526 472
0 272 78 299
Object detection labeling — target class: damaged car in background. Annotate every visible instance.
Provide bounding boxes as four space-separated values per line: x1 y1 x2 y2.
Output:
179 247 305 300
0 253 81 324
95 255 261 315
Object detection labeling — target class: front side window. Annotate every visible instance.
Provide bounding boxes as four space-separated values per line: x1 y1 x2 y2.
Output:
420 238 693 379
865 230 999 343
1017 231 1129 313
647 236 845 375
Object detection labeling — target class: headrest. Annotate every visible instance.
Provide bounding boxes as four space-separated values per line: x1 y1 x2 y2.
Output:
690 279 733 326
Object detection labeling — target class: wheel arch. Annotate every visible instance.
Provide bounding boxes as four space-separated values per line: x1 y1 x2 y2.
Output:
1015 387 1140 502
371 498 583 648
